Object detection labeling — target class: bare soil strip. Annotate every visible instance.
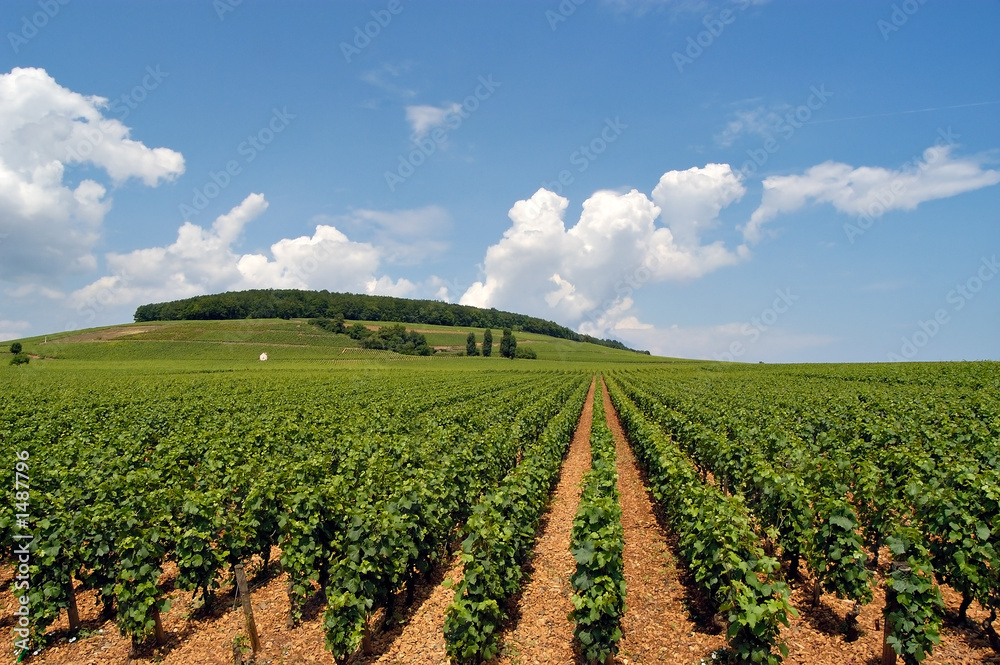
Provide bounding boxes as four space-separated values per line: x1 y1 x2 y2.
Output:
4 552 343 665
496 378 596 665
601 380 727 664
360 554 466 665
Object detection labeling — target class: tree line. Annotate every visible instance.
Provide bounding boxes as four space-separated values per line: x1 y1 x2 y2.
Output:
133 289 649 354
465 328 536 359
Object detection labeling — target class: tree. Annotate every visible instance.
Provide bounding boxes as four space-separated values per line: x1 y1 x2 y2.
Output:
482 329 492 357
10 342 22 354
359 324 433 356
465 332 479 356
500 328 516 359
347 322 370 340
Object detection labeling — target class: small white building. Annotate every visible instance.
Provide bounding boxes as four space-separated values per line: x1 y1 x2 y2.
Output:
259 352 269 361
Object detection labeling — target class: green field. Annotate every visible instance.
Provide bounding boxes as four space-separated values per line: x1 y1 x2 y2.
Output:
3 317 671 372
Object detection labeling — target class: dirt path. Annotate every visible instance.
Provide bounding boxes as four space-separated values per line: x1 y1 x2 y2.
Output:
359 554 466 665
496 378 596 665
601 380 727 664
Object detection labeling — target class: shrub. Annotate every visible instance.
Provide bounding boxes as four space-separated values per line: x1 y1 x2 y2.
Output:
10 353 29 366
514 346 536 359
10 342 22 354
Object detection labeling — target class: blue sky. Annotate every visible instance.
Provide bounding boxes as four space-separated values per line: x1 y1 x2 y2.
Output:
1 0 998 362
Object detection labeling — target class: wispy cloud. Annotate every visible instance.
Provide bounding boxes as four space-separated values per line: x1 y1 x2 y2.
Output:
714 104 787 147
744 145 1000 244
804 100 1000 127
613 321 835 362
405 103 462 140
318 204 452 265
360 62 417 99
604 0 769 18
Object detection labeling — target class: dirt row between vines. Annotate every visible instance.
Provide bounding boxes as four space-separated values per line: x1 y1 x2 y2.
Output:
601 379 728 664
492 378 595 664
360 378 599 664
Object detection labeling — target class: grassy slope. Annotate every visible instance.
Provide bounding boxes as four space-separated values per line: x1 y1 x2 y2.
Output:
2 318 674 374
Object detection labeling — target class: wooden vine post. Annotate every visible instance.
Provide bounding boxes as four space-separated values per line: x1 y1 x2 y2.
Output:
65 577 81 631
361 615 373 655
151 605 166 645
846 600 862 642
234 563 261 655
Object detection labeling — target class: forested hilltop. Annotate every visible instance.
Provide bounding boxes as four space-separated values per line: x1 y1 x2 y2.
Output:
134 289 649 354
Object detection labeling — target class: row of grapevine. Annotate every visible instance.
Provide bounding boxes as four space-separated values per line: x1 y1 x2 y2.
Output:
569 380 625 664
322 373 590 659
611 363 999 662
613 379 874 624
605 377 795 665
0 368 589 656
443 379 590 663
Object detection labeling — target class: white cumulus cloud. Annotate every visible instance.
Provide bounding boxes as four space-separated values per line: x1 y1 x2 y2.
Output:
460 164 748 336
744 145 1000 243
652 162 746 246
0 67 184 282
70 194 414 325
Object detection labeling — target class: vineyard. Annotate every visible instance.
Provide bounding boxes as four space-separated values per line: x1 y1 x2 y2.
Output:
0 339 998 664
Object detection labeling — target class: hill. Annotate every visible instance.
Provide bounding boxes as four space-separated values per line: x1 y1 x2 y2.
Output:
4 318 669 369
132 288 649 354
